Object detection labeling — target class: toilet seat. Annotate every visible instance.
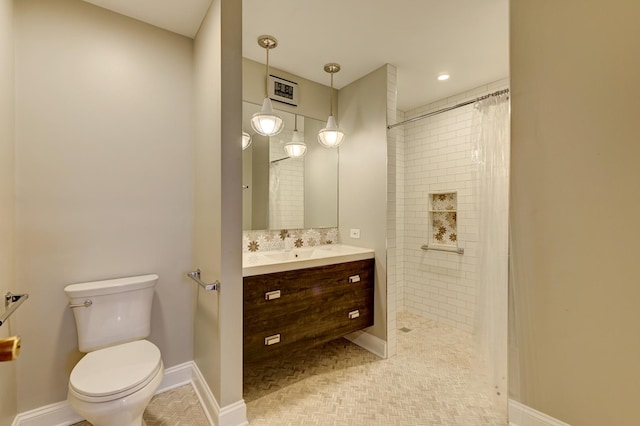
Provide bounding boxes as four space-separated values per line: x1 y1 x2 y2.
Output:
69 340 162 403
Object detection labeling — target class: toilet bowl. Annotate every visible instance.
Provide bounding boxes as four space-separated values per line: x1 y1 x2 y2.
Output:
67 340 163 426
64 274 163 426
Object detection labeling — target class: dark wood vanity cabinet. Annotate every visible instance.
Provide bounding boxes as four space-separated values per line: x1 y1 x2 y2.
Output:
243 258 374 364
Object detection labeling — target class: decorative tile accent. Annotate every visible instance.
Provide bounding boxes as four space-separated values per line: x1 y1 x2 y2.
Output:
430 192 458 246
431 192 457 211
242 228 339 253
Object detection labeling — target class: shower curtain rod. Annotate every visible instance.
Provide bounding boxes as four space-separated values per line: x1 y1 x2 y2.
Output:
387 88 509 130
270 156 291 164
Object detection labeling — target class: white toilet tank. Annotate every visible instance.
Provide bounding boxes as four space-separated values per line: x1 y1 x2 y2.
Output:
64 274 158 353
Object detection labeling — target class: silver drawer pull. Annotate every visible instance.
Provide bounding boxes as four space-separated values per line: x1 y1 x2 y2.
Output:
348 310 360 320
265 290 281 300
264 334 281 346
348 275 361 284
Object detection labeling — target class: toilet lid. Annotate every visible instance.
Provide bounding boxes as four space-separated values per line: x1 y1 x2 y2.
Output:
70 340 162 399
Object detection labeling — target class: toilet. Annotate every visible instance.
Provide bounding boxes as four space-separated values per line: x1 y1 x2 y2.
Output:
64 274 164 426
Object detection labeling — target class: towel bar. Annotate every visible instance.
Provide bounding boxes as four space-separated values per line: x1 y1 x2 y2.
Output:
187 269 220 291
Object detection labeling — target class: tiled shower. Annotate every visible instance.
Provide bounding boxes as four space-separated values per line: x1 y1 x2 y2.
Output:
395 78 509 333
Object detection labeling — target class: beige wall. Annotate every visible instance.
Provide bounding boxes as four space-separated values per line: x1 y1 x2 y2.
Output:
243 57 335 122
0 0 16 424
193 0 245 419
338 65 389 342
14 0 194 410
510 1 640 424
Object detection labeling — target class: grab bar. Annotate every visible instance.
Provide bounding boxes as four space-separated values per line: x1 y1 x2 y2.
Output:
0 293 29 327
187 269 220 291
421 244 464 255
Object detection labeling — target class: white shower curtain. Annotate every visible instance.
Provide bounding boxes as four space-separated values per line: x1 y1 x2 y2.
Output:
472 92 510 402
269 163 281 229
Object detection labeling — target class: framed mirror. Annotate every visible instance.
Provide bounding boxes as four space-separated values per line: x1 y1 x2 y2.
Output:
242 101 338 231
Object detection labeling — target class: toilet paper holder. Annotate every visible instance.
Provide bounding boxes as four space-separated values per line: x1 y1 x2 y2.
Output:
0 292 29 327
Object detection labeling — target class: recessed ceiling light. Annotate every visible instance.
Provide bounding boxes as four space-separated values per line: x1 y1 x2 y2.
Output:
437 73 450 81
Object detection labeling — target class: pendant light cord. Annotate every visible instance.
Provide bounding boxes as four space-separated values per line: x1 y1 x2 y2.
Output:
265 46 270 98
257 36 278 99
324 64 339 116
329 73 334 116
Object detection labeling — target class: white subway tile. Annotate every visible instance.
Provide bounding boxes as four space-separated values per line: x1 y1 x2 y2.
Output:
396 82 506 334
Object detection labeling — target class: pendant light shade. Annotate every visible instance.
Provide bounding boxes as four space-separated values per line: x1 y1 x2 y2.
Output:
251 98 284 136
242 132 252 150
318 63 345 148
317 115 345 148
284 133 307 157
251 35 284 137
284 115 307 157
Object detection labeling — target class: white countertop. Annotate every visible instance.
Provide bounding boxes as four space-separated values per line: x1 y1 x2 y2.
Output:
242 244 375 277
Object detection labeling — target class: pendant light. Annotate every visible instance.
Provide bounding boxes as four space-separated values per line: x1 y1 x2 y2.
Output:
284 114 307 158
317 63 345 148
250 35 284 137
242 131 252 150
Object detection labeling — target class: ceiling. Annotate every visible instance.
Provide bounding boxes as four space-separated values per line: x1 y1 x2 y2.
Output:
83 0 509 111
82 0 212 38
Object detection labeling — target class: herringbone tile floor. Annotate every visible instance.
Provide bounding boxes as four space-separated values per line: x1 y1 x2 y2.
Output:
72 384 209 426
244 311 507 425
74 311 507 425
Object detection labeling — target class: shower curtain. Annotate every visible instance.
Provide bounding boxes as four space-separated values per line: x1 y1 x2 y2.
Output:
471 93 510 402
269 162 281 229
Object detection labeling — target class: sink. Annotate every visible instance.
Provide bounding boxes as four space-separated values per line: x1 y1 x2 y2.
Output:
263 249 317 262
243 244 375 277
315 245 365 255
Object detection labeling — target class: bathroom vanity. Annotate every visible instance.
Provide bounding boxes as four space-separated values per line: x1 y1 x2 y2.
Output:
243 245 375 364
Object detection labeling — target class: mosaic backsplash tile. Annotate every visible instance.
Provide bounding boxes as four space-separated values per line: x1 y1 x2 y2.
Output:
242 228 339 253
430 193 457 246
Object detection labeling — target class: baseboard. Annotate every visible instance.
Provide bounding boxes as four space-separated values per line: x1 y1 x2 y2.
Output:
157 361 195 393
509 399 571 426
190 362 248 426
344 330 387 358
11 401 82 426
190 363 218 426
12 361 248 426
218 400 249 426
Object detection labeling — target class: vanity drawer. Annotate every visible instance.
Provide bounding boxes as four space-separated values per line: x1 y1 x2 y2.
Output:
244 259 373 332
244 259 374 305
244 270 314 306
313 287 374 340
244 298 324 336
244 280 373 336
244 296 373 364
244 318 324 363
243 258 375 364
244 278 316 329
